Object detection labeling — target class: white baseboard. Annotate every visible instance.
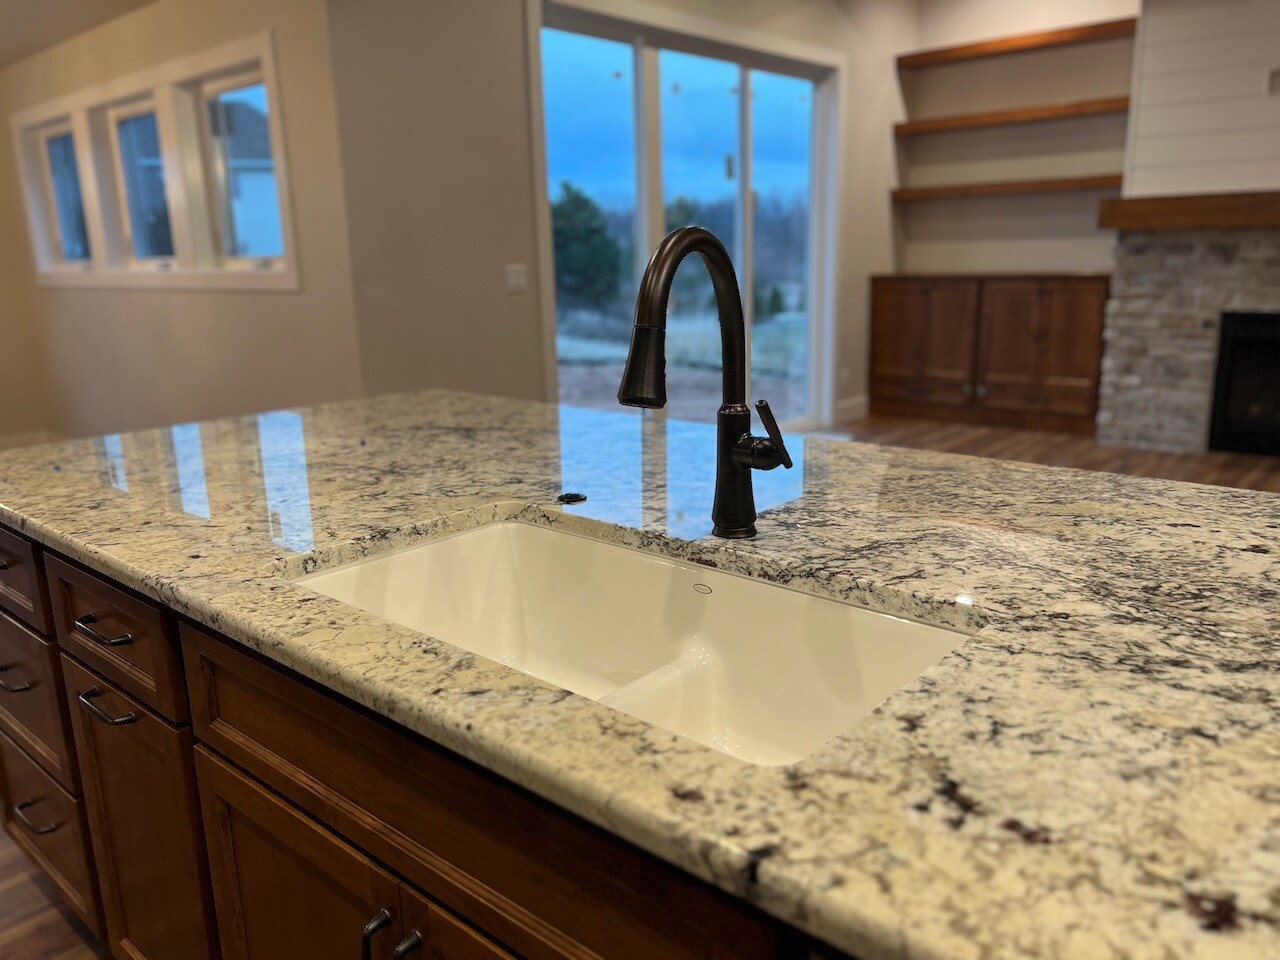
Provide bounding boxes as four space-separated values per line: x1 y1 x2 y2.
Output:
832 394 868 425
0 431 62 451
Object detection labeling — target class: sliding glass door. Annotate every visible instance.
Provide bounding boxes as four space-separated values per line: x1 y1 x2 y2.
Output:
541 26 823 426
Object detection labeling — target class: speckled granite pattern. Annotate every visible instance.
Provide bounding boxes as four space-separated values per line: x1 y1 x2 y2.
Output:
1 390 1277 960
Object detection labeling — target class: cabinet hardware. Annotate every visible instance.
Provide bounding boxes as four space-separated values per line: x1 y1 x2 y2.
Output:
0 558 8 570
0 663 31 693
14 798 58 835
976 385 988 398
78 686 138 726
361 908 392 960
74 612 134 647
392 931 423 958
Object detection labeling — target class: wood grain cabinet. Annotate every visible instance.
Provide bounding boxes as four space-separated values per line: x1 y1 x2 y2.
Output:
197 747 514 960
62 655 217 959
870 275 1109 433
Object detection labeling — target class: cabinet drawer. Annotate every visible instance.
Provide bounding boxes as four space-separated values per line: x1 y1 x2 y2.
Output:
0 729 102 936
62 656 217 960
45 555 187 722
0 611 78 792
183 624 783 960
0 526 53 635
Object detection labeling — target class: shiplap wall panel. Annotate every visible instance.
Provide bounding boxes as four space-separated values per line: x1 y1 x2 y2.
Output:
1125 0 1280 197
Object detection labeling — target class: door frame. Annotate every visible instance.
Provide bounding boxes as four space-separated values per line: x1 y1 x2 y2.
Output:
525 0 845 429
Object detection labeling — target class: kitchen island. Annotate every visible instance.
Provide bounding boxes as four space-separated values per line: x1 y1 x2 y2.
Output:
0 389 1276 959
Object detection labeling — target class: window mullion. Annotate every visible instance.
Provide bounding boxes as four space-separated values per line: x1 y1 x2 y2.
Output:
637 42 663 274
152 85 198 270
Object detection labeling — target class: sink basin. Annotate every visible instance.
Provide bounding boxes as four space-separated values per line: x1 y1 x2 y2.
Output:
300 522 967 765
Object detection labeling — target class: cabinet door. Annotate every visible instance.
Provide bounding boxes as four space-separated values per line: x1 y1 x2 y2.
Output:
394 885 516 960
870 279 930 400
871 279 978 407
1040 280 1106 417
975 281 1045 412
195 746 404 960
62 655 216 959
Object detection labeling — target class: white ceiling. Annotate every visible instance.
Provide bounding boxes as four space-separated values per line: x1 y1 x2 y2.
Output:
0 0 157 69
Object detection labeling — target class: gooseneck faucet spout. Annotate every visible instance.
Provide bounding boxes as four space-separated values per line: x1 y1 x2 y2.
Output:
618 226 793 539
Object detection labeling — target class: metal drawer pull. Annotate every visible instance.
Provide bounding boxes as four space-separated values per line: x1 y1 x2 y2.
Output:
0 664 31 693
360 908 392 960
0 558 8 570
73 613 133 648
78 687 138 726
392 931 422 958
14 798 58 835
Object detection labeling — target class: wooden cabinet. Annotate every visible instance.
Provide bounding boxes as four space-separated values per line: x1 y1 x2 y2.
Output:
0 525 53 635
870 275 1108 433
46 555 188 722
197 747 404 960
0 611 78 791
0 729 102 934
198 747 515 960
62 655 217 959
870 278 978 407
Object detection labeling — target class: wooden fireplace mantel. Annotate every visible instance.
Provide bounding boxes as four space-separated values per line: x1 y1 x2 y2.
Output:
1099 192 1280 230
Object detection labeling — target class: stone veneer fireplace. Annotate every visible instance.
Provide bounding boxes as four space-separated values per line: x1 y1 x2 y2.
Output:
1097 229 1280 454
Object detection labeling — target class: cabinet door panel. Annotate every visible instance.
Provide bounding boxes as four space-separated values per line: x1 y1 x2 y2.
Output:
62 655 216 960
920 281 979 406
0 729 102 935
396 885 516 960
0 526 53 635
870 280 929 399
1041 280 1107 417
196 747 404 960
976 281 1045 412
0 611 78 791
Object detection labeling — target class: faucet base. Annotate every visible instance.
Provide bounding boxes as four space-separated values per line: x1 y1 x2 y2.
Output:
712 524 757 539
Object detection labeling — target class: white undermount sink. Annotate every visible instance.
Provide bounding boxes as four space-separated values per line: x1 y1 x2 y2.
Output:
300 522 967 765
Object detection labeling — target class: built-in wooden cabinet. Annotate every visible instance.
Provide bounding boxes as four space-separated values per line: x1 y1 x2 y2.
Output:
62 654 217 959
0 525 820 959
870 274 1108 433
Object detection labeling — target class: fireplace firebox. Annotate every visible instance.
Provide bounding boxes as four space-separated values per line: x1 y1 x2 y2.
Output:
1210 312 1280 456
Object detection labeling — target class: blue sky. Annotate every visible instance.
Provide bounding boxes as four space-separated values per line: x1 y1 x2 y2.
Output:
541 29 811 210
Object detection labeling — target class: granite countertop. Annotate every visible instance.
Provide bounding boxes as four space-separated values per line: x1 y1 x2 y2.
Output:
1 389 1277 960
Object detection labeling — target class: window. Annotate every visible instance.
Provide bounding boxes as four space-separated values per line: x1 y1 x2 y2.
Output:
112 106 174 261
43 130 91 262
205 79 283 260
539 22 830 427
11 33 294 290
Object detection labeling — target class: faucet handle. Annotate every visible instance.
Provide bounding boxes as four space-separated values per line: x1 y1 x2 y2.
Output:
755 400 793 469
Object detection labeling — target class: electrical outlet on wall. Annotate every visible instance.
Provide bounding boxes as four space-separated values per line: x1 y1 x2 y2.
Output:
505 263 529 295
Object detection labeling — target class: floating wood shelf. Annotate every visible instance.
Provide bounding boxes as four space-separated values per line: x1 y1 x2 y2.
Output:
1098 192 1280 230
893 174 1123 203
895 96 1129 137
898 17 1137 70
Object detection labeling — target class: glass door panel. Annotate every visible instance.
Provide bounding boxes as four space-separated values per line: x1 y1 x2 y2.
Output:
750 70 813 423
540 28 639 410
659 49 740 424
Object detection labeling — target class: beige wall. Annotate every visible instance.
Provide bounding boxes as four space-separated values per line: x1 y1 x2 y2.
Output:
915 0 1140 48
1125 0 1280 197
0 0 363 438
326 0 549 403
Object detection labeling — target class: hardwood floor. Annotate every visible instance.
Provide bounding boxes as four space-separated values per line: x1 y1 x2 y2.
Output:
832 415 1280 493
0 829 107 959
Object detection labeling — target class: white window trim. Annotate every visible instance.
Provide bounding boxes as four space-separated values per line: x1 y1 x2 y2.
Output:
35 120 93 274
10 32 298 292
527 0 844 429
